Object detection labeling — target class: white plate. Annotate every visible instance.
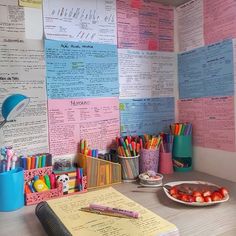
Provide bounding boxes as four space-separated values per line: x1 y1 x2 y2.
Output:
163 181 229 206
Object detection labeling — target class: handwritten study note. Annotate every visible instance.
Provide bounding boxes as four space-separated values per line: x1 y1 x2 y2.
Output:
204 0 236 45
45 40 119 99
48 98 120 156
0 40 49 155
117 0 174 51
19 0 42 8
178 97 236 152
119 49 177 99
178 39 234 99
175 0 204 52
47 187 178 236
120 97 174 136
0 0 25 40
43 0 117 45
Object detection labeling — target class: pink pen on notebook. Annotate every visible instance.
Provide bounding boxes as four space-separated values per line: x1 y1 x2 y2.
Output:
80 203 140 219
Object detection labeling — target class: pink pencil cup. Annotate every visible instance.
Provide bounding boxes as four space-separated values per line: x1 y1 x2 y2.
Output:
159 152 173 174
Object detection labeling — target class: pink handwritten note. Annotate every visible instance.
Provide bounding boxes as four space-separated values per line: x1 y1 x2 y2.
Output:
48 98 120 156
178 96 236 152
117 0 174 51
204 0 236 45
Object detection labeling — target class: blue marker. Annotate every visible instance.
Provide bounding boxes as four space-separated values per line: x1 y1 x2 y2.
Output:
21 156 27 170
41 155 46 167
95 149 98 158
35 156 39 169
80 168 83 191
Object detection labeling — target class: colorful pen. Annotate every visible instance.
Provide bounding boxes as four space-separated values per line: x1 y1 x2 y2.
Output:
89 203 140 219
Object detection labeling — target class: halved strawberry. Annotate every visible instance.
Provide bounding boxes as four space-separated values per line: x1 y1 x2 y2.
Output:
188 196 195 202
211 192 223 201
195 196 204 203
180 194 189 202
171 194 180 199
204 196 212 202
202 190 211 197
219 187 229 198
170 187 178 196
192 191 202 197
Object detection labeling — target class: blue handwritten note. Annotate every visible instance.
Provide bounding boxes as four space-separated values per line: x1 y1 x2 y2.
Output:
178 40 234 99
120 97 174 135
45 40 119 98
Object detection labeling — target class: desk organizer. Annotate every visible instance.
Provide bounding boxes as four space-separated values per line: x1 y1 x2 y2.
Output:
0 167 24 212
159 152 173 174
24 166 87 205
78 153 122 189
139 149 159 173
24 167 62 205
118 155 139 182
172 135 192 172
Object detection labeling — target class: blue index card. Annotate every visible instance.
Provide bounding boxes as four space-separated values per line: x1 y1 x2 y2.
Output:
45 39 119 99
178 39 234 99
120 97 174 136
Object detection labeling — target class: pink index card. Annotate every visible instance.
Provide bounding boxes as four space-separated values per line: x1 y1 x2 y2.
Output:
178 96 236 152
204 0 236 45
117 0 174 51
48 98 120 156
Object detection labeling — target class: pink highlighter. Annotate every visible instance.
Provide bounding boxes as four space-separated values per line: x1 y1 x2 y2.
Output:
89 203 140 219
49 173 56 189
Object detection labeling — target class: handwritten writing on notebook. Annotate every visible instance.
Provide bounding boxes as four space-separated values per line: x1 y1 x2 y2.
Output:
178 39 234 99
120 97 174 136
0 0 25 40
117 0 174 51
0 40 49 155
46 187 177 235
178 97 236 152
119 49 177 99
47 98 120 156
204 0 236 45
45 39 119 99
176 0 204 52
43 0 117 44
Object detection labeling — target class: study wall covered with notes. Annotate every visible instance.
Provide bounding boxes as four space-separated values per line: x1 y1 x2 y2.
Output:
1 0 236 181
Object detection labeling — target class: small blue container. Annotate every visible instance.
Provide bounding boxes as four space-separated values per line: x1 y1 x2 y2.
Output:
0 167 24 212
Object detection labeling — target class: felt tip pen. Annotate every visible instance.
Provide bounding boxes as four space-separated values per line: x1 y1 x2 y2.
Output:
89 203 140 219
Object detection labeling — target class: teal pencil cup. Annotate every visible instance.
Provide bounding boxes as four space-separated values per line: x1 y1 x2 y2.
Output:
172 135 192 172
173 135 192 157
0 167 24 212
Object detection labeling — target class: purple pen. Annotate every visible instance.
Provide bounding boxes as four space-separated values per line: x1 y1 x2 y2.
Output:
89 203 140 219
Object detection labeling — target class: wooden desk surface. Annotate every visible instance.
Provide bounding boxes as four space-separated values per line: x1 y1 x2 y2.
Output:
0 171 236 236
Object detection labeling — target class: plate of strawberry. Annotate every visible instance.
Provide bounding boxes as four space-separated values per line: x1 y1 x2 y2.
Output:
163 181 229 206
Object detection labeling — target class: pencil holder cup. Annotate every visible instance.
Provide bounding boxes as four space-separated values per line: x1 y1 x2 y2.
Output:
158 152 173 174
0 167 24 212
118 155 139 182
172 135 192 157
139 149 159 173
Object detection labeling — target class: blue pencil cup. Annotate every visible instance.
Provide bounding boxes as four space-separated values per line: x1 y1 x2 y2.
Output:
0 167 24 212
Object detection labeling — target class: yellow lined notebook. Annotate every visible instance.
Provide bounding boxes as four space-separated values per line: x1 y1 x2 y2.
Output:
36 187 179 236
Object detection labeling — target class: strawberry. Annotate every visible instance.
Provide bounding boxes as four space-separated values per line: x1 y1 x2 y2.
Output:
211 192 223 201
171 194 180 199
219 187 229 198
195 196 204 203
204 196 212 202
188 196 195 202
192 191 202 197
180 194 189 202
170 187 178 196
202 190 211 197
